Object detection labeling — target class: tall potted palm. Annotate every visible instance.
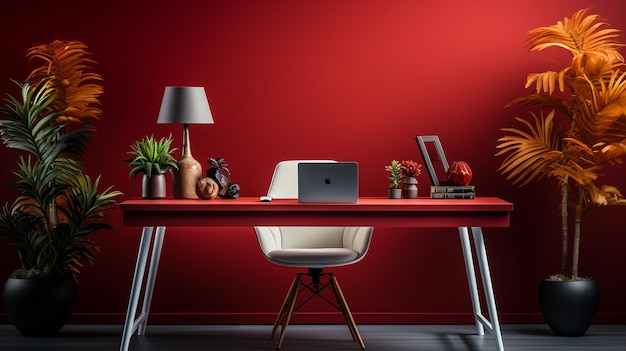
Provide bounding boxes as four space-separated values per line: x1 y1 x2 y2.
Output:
0 40 121 336
496 9 626 335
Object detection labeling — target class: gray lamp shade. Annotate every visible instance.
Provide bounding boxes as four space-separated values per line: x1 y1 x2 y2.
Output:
157 86 214 124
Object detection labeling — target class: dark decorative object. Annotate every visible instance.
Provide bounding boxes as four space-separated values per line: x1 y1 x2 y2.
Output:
206 157 231 194
225 183 240 199
447 161 473 186
539 279 600 336
201 157 240 199
3 278 77 336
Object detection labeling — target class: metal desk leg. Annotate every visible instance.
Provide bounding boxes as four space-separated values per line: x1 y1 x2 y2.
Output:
459 226 505 351
458 227 485 336
471 227 504 351
120 226 155 351
137 226 166 335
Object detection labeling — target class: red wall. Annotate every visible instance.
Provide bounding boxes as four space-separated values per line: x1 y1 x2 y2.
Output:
1 0 626 325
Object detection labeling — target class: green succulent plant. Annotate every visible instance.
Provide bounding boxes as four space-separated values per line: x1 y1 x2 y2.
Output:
126 135 179 178
385 160 405 189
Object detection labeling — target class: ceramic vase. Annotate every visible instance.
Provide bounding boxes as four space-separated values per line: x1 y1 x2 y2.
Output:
538 278 600 336
3 277 77 336
403 177 418 199
388 188 402 199
142 173 166 199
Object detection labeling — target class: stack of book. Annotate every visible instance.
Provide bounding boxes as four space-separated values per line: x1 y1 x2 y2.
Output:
430 185 475 199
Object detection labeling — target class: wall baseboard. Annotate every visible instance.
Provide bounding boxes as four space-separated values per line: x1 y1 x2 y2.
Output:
3 312 623 325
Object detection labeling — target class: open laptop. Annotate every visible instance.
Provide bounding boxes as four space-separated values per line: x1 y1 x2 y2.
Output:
298 162 359 203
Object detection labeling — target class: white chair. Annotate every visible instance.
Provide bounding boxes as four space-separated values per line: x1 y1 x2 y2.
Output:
255 160 373 350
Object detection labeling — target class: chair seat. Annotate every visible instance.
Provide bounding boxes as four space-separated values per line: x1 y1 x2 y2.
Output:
267 248 359 267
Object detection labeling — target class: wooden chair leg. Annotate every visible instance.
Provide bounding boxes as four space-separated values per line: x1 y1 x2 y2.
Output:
330 274 365 349
276 274 301 350
270 274 300 340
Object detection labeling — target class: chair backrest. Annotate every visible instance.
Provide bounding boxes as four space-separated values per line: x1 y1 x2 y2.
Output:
266 160 337 199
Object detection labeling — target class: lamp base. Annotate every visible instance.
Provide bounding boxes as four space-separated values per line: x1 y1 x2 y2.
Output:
172 154 203 199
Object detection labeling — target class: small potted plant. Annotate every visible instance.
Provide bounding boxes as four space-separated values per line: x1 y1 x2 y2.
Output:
400 160 422 199
126 135 179 199
385 160 404 199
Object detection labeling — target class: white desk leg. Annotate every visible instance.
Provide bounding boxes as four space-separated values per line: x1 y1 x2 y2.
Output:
471 227 505 351
120 226 155 351
458 226 485 336
137 226 166 335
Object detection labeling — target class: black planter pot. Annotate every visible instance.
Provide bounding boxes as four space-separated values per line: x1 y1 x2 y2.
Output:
3 277 78 336
142 173 166 199
538 279 600 336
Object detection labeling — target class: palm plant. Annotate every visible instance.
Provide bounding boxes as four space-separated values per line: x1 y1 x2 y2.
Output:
496 9 626 279
0 40 121 281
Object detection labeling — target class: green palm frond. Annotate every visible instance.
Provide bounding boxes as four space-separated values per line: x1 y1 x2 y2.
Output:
59 174 122 230
0 81 60 157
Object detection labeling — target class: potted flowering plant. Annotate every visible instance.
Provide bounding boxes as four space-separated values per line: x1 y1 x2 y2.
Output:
400 160 422 199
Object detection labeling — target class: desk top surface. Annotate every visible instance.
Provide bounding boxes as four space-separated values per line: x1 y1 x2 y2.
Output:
120 197 512 228
120 196 513 212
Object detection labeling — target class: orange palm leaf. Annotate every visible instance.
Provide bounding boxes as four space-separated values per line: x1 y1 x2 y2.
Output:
26 40 103 123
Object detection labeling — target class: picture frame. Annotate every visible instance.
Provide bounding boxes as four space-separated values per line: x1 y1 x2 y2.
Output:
415 135 451 186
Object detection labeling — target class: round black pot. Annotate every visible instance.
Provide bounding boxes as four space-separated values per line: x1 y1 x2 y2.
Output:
3 277 78 336
538 278 600 336
142 173 166 199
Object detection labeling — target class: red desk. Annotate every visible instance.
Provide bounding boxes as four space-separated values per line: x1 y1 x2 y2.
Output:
119 197 513 351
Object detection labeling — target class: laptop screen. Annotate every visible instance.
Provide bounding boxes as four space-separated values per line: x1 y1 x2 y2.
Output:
297 162 358 203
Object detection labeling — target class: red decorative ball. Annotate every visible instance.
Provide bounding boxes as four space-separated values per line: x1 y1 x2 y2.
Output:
447 161 473 186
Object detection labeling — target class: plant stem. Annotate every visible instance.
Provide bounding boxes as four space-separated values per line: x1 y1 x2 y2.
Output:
560 176 569 276
572 185 583 278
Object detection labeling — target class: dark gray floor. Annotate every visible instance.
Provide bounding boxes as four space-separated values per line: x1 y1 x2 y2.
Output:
1 324 625 351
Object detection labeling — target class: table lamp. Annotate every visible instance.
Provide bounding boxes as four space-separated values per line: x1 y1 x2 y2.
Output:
157 86 214 199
